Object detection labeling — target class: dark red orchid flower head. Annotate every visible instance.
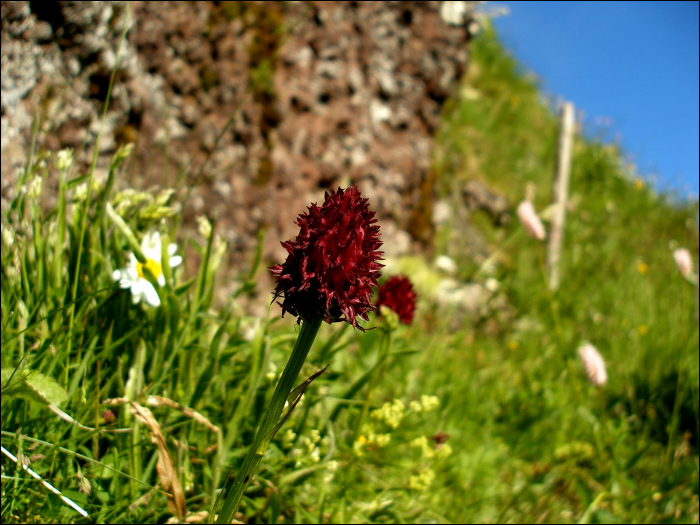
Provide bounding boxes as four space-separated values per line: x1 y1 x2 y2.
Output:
375 275 417 325
269 186 384 330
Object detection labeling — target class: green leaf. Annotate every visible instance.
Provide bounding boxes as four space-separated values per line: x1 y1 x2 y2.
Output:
62 489 88 506
1 368 30 395
174 277 196 296
66 174 89 189
266 365 329 442
26 371 69 406
1 369 68 406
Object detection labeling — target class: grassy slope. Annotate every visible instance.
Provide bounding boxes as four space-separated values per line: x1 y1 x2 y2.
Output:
422 25 700 523
1 23 698 525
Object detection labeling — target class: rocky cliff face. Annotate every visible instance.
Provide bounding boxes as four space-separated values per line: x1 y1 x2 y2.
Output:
2 1 475 273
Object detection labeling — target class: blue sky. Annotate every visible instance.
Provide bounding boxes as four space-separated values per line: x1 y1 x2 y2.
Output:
492 1 699 198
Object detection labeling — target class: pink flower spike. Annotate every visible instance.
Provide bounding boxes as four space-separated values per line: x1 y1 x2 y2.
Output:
673 248 694 279
517 200 546 241
578 343 608 387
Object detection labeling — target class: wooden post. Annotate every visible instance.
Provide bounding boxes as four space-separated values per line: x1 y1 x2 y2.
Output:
547 102 575 291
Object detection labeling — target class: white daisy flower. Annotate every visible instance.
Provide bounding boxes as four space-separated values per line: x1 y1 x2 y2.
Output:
112 231 182 307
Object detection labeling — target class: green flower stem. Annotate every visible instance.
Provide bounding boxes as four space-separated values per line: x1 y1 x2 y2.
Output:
216 315 323 524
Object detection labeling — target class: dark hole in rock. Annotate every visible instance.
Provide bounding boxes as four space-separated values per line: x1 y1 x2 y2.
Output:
88 73 112 102
233 131 250 147
291 96 309 112
29 1 64 36
336 120 350 133
319 176 334 189
82 51 100 68
428 89 447 105
309 41 320 58
128 108 142 127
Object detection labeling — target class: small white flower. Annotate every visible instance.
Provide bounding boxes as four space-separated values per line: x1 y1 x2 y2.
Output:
432 200 452 225
27 175 43 199
196 215 212 239
74 183 88 201
1 223 15 247
310 447 320 463
112 231 182 307
435 255 458 275
484 277 500 293
57 149 74 171
310 429 321 444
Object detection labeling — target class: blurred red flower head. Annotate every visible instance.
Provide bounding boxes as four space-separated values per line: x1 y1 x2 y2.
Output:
375 275 417 325
270 186 383 330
